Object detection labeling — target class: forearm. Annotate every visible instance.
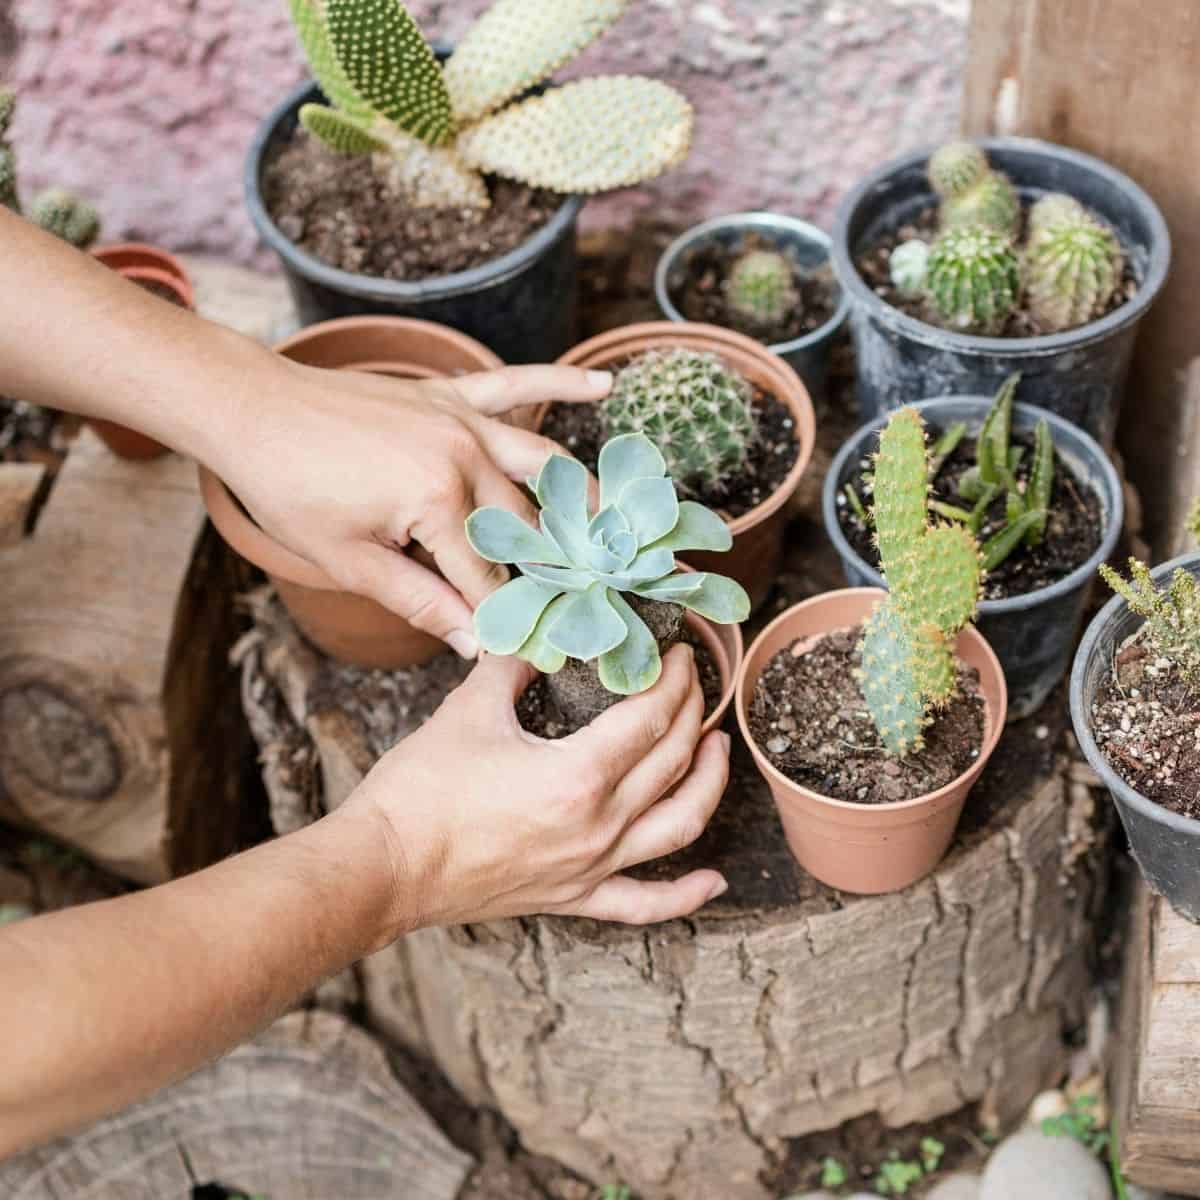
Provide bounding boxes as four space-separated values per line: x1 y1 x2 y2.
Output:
0 799 402 1158
0 207 280 468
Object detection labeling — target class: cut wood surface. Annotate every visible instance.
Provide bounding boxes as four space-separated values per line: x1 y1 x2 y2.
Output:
0 1010 472 1200
963 0 1200 552
1116 880 1200 1196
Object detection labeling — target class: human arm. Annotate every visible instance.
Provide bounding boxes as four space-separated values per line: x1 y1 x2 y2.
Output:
0 646 728 1157
0 208 608 656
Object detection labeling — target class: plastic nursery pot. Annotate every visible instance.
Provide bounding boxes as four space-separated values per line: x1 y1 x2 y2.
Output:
735 588 1007 895
830 136 1170 444
823 396 1123 720
654 211 849 403
552 321 816 613
92 242 194 300
245 80 584 365
89 265 197 460
1070 553 1200 923
199 316 502 669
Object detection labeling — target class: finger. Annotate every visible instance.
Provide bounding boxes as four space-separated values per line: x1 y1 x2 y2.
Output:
565 870 728 925
565 644 696 789
453 365 612 417
462 650 539 706
333 543 480 658
473 419 600 509
611 732 730 871
610 675 704 821
469 460 538 525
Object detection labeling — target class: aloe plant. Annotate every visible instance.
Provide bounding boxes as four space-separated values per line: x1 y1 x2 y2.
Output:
289 0 693 209
466 433 749 724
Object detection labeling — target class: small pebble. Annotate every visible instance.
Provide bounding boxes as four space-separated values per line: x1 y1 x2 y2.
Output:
1035 724 1049 740
882 759 901 777
980 1128 1111 1198
766 736 791 754
777 715 797 732
1027 1089 1069 1124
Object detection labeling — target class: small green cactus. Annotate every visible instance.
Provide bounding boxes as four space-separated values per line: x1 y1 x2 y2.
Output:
1028 191 1085 235
1024 213 1123 333
0 87 17 212
1099 559 1200 684
860 408 983 756
889 238 929 297
928 141 988 199
723 248 798 328
602 349 756 495
29 187 100 248
925 225 1020 335
940 169 1020 239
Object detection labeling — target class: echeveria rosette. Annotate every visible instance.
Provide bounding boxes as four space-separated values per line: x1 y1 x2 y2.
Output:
466 433 750 696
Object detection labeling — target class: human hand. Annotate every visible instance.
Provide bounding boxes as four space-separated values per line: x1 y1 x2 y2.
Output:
349 644 730 933
215 359 610 658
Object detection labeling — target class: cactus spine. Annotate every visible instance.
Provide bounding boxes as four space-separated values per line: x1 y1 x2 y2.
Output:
723 248 798 328
602 349 755 494
860 408 982 756
925 225 1020 335
1024 213 1123 333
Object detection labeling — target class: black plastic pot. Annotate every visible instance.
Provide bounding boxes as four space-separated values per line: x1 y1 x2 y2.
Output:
653 211 849 403
830 137 1170 444
245 81 584 364
1070 553 1200 923
823 395 1123 720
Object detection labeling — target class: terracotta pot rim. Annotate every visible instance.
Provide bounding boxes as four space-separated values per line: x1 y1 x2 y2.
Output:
734 587 1008 813
677 559 744 734
272 315 503 372
119 265 194 309
551 321 815 537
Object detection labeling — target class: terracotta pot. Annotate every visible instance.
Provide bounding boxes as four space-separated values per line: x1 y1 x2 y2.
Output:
735 588 1007 894
553 321 816 611
89 261 197 460
199 316 503 669
687 611 743 737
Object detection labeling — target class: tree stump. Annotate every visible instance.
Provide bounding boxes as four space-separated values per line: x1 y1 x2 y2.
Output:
240 577 1112 1200
0 1010 472 1200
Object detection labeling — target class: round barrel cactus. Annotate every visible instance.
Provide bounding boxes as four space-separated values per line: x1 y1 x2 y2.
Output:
724 248 798 328
1027 191 1085 236
928 141 988 199
925 226 1021 335
1024 214 1123 333
940 170 1020 239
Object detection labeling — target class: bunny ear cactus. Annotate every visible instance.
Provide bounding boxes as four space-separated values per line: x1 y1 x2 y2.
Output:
925 225 1020 335
723 248 799 328
1024 213 1123 333
288 0 693 209
467 433 749 724
860 408 983 755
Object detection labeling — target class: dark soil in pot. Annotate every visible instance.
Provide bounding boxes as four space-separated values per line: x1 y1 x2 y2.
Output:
263 131 561 282
747 623 985 804
837 428 1104 600
668 231 838 346
856 205 1140 339
539 387 799 521
1091 634 1200 821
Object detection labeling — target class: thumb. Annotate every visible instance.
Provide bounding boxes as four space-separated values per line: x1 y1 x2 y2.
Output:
465 650 539 706
332 543 479 659
452 365 612 417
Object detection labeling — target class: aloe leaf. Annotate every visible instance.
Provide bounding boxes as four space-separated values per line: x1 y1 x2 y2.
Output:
474 577 562 654
548 582 627 660
618 476 679 548
958 465 986 503
967 482 999 534
843 484 869 525
978 372 1018 485
929 420 967 476
598 591 662 695
597 433 667 510
517 593 571 674
467 507 568 565
929 500 973 524
646 500 731 554
1024 418 1054 545
982 509 1046 570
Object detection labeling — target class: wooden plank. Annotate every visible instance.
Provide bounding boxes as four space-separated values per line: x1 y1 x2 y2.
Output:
963 0 1200 551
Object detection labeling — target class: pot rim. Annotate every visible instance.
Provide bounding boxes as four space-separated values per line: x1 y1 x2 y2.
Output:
92 241 191 284
681 600 744 736
119 265 195 309
830 135 1172 357
822 395 1124 615
735 586 1007 813
245 79 585 303
552 320 816 537
1069 550 1200 836
653 211 851 356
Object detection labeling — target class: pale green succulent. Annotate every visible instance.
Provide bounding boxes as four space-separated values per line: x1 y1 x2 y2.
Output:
466 433 749 696
889 238 929 296
289 0 693 209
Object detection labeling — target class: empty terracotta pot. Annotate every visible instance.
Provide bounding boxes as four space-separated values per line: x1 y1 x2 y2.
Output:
200 316 502 669
736 588 1007 894
553 321 816 611
92 242 194 303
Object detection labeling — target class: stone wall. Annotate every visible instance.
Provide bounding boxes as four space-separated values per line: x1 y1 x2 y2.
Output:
4 0 966 261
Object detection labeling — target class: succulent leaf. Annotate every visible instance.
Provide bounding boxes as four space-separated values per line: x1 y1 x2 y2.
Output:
466 506 569 565
598 591 662 695
326 0 455 147
299 103 389 155
474 577 563 653
619 476 679 548
517 593 572 673
457 75 693 194
598 432 667 509
444 0 629 123
548 581 626 659
646 500 732 554
655 572 750 624
534 453 591 527
289 0 375 121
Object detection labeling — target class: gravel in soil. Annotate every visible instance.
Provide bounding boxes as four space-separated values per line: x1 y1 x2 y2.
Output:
837 429 1104 600
856 205 1140 338
748 624 986 804
540 386 799 521
668 230 838 346
1092 632 1200 820
264 130 561 281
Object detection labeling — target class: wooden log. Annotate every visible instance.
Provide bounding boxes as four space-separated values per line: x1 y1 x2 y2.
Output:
240 589 1112 1200
1115 880 1200 1195
0 1009 472 1200
962 0 1200 551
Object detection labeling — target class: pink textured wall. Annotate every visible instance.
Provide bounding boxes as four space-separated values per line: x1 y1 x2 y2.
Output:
5 0 966 262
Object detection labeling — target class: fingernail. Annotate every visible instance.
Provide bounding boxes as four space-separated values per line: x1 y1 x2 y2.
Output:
586 369 613 389
447 630 479 660
706 877 729 902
